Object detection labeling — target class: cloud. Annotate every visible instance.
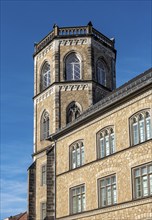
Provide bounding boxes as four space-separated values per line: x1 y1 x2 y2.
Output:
1 179 27 219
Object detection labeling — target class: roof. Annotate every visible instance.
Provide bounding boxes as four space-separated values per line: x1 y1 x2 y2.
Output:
49 67 152 140
4 212 27 220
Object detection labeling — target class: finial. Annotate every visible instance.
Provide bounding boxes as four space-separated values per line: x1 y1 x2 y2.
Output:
53 23 58 28
87 21 93 26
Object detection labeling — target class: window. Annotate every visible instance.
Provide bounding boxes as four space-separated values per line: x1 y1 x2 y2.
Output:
67 102 82 124
96 59 107 86
97 127 115 159
98 174 117 207
70 141 84 169
130 110 151 146
41 165 46 186
41 111 49 140
70 185 85 214
65 53 81 80
133 163 152 199
41 202 46 220
41 62 51 91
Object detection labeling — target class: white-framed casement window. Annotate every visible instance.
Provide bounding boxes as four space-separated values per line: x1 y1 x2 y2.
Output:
70 141 84 169
41 164 46 186
130 110 151 146
98 174 117 207
96 59 107 86
133 162 152 199
70 184 85 214
41 202 46 220
65 52 81 80
41 111 50 140
97 127 115 159
41 61 51 91
67 101 82 124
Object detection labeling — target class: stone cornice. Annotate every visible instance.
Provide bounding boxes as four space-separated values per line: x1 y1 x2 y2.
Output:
49 68 152 140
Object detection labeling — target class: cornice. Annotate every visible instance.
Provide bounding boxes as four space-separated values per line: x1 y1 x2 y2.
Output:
49 68 152 140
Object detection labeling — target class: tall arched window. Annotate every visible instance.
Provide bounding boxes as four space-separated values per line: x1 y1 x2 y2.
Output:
67 102 82 124
130 110 151 146
65 53 81 80
97 126 115 158
41 62 51 91
41 111 50 140
96 59 107 86
70 140 85 169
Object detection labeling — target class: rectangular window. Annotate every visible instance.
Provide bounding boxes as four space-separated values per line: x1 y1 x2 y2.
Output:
98 174 117 207
133 163 152 199
41 165 46 186
71 142 84 169
41 202 46 220
133 123 138 145
70 185 85 214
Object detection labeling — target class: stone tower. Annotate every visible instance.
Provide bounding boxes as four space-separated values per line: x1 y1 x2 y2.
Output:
28 22 116 220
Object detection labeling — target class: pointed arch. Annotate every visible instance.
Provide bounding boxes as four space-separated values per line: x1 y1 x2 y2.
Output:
66 101 82 124
65 52 81 81
40 110 50 140
96 58 108 86
40 61 51 92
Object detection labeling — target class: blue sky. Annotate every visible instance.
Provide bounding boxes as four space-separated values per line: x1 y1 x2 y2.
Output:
1 0 151 219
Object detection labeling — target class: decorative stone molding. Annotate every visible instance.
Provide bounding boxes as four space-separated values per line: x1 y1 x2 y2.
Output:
59 84 89 91
35 86 54 104
92 39 115 58
59 38 88 46
36 42 54 61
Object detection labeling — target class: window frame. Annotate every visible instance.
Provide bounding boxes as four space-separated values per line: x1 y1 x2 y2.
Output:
69 140 85 170
70 184 85 215
41 164 46 186
96 59 107 86
96 126 115 159
130 109 152 146
98 174 117 208
40 61 51 92
40 110 50 141
65 52 82 81
132 162 152 200
40 202 46 220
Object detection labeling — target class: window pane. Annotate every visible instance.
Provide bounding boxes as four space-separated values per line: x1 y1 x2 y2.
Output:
135 168 140 177
112 185 117 204
72 196 77 214
149 165 152 173
82 194 85 211
77 195 81 212
139 119 145 142
142 176 148 196
146 117 151 140
100 138 104 158
101 188 106 206
72 149 76 169
110 133 115 154
77 147 80 167
105 135 110 156
133 123 139 145
135 177 141 198
141 167 147 175
107 186 111 205
81 145 84 165
150 174 152 195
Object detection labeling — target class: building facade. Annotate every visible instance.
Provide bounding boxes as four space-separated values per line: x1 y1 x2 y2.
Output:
28 22 152 220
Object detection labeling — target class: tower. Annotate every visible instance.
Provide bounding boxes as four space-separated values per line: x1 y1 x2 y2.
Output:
28 22 116 220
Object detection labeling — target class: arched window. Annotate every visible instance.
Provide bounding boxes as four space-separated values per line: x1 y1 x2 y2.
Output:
96 59 107 86
41 111 49 140
70 140 84 169
97 126 115 158
41 62 51 91
67 102 82 124
130 110 151 146
65 53 81 80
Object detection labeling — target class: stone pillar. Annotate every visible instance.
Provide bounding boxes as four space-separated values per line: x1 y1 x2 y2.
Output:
46 147 55 220
28 162 36 220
